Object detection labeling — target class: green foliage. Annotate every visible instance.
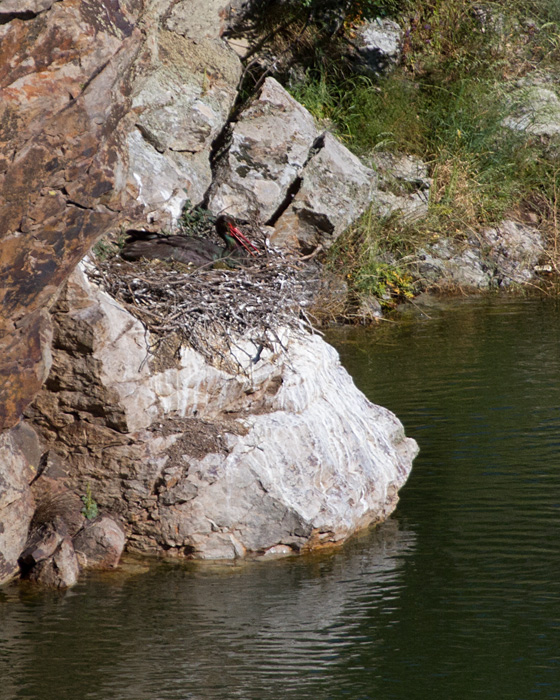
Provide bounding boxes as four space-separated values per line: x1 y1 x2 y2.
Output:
290 0 560 243
327 209 415 310
288 0 412 22
81 483 99 521
179 201 216 236
353 261 414 306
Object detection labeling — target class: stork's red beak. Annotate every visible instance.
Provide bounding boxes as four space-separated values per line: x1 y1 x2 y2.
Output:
228 222 259 256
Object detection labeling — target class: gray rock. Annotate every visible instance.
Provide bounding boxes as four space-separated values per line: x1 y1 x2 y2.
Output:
415 220 545 290
271 132 376 252
503 85 560 137
416 238 493 290
483 219 545 285
128 30 242 226
207 77 320 221
164 0 233 39
350 18 403 76
367 151 431 222
28 267 418 560
73 515 125 570
358 295 384 322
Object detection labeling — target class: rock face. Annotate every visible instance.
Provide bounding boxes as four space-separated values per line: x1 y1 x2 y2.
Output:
207 77 321 222
415 220 546 290
27 267 418 560
0 0 241 431
1 0 420 578
209 77 377 253
0 423 39 584
272 132 376 253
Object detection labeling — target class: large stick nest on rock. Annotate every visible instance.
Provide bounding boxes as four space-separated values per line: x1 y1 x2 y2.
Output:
86 215 318 371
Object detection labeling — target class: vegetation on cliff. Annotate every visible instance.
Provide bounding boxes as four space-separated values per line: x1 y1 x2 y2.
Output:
240 0 560 308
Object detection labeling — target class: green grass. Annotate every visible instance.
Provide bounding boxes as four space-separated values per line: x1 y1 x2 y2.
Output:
283 0 560 309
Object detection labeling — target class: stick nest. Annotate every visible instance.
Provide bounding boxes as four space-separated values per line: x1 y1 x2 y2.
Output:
86 227 318 371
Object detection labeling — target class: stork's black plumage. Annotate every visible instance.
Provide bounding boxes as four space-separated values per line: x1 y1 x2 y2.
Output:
120 215 257 266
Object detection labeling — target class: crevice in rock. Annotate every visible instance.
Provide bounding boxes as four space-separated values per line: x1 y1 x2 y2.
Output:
65 57 113 106
0 11 38 24
206 39 283 191
61 188 90 211
266 133 325 226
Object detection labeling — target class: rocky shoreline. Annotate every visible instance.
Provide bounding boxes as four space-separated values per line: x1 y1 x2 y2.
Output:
0 0 554 587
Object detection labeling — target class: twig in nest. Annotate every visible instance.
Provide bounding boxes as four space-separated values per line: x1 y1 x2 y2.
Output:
86 245 316 373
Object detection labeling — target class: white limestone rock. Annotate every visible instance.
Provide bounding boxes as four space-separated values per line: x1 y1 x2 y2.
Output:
29 267 418 560
126 29 242 226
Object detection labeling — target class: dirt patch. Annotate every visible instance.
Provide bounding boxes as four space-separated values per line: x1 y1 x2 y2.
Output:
152 415 248 461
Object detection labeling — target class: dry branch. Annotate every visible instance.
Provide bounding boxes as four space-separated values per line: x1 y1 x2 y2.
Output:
86 241 317 370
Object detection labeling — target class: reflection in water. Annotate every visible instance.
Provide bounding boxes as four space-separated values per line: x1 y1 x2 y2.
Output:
0 523 414 700
3 297 560 700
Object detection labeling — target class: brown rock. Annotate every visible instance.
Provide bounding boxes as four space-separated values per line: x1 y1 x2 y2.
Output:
0 1 241 430
73 515 125 570
0 422 39 584
25 535 79 588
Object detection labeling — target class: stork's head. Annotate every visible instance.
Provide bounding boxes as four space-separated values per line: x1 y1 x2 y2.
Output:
215 215 258 255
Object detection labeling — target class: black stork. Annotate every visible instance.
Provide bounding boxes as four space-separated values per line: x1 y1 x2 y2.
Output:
120 215 258 267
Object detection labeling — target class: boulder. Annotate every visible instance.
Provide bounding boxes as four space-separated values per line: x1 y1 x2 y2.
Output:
271 132 376 253
23 533 80 589
416 238 492 290
0 422 39 584
207 77 320 222
27 266 418 559
367 151 431 222
73 515 125 570
483 219 546 285
503 84 560 137
415 220 545 290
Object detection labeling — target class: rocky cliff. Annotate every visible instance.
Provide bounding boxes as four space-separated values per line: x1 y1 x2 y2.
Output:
0 0 418 585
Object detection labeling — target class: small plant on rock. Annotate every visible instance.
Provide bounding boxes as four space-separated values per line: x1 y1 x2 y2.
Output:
81 483 99 521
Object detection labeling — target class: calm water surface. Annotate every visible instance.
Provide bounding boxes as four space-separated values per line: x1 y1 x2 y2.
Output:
2 297 560 700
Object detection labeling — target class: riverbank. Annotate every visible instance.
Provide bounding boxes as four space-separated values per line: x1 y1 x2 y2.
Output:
243 0 560 318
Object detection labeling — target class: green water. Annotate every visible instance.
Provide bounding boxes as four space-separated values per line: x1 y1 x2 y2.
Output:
2 297 560 700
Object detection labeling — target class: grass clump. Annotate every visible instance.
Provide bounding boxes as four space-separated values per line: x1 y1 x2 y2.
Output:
326 210 416 311
81 483 99 521
281 0 560 307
